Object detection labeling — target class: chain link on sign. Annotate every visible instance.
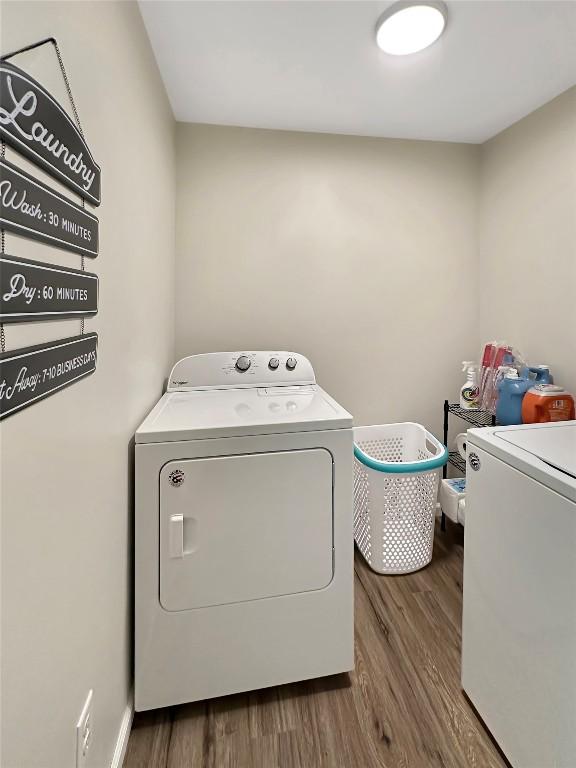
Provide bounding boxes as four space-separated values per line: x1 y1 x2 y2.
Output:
80 252 85 334
52 40 88 334
52 40 84 138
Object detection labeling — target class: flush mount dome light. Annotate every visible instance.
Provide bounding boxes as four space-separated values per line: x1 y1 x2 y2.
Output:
376 1 448 55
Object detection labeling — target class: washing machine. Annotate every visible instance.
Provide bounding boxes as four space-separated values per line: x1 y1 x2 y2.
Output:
462 421 576 767
135 351 354 711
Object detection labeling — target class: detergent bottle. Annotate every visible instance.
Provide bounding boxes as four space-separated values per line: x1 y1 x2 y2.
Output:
523 365 553 385
496 370 531 425
460 362 479 410
522 384 575 423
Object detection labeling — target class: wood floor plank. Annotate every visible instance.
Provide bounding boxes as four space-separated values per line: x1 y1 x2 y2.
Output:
354 571 450 767
125 522 508 768
165 702 208 768
355 530 505 768
123 708 172 768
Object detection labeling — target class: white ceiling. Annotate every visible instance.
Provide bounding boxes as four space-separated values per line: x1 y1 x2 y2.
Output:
139 0 576 143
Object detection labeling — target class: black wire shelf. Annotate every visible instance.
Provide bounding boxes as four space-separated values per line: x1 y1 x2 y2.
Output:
446 403 495 428
441 399 495 531
448 451 466 474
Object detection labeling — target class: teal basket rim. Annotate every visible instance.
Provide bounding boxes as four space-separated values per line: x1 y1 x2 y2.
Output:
354 442 449 474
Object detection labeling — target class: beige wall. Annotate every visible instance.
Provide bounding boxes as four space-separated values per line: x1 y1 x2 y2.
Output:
479 86 576 391
175 124 480 435
1 5 573 764
1 3 175 767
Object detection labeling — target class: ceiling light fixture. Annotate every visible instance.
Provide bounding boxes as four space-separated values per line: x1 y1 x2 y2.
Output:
376 1 448 56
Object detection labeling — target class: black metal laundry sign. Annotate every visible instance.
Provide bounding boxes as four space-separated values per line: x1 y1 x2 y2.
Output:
0 159 99 257
0 254 98 322
0 332 97 420
0 61 101 205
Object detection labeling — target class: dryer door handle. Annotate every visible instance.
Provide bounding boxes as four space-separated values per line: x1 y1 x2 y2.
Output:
168 513 184 558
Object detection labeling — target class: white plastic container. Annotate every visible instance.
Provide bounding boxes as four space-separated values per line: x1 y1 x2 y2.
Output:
439 477 466 525
353 423 448 575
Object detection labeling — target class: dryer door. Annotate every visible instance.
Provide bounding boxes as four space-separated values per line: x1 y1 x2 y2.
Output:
159 449 334 611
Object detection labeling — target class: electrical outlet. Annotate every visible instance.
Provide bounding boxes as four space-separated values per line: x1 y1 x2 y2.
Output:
76 690 93 768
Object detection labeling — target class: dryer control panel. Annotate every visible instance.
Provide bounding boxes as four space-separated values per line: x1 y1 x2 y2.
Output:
167 351 316 391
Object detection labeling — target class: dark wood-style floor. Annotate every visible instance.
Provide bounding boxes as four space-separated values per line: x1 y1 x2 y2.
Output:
124 522 507 768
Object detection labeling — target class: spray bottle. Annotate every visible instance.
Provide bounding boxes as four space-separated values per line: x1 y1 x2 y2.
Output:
460 361 480 410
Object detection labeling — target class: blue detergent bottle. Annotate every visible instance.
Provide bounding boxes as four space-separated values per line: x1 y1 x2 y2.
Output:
496 370 531 425
525 365 553 385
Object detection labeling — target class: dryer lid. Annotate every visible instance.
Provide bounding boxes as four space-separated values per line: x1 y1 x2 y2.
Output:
467 422 576 502
496 423 576 479
136 385 352 443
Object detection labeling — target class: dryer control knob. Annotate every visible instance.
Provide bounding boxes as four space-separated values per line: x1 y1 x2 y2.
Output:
268 357 280 370
235 355 251 372
286 357 297 371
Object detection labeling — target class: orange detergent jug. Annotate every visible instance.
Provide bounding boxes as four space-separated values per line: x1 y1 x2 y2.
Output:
522 384 575 423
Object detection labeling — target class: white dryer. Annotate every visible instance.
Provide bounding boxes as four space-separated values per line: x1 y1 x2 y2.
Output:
135 351 354 711
462 421 576 767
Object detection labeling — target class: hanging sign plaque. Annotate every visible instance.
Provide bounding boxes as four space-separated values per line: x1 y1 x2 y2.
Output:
0 333 97 420
0 254 98 323
0 159 99 257
0 61 101 205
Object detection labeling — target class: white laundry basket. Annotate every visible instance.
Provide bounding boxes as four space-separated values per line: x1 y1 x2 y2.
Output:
354 423 448 575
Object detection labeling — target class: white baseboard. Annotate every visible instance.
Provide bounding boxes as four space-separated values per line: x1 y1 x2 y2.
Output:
110 691 134 768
